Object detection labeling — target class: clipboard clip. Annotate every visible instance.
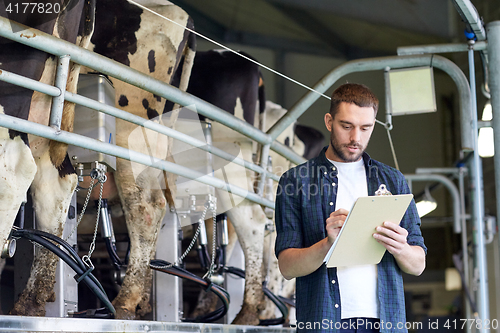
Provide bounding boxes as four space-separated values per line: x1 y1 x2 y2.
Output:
375 184 392 196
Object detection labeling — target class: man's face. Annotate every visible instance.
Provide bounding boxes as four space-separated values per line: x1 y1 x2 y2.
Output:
324 102 376 163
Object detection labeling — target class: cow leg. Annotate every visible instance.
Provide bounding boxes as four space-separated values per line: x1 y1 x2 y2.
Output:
226 203 267 326
10 150 77 316
112 160 167 319
0 128 37 252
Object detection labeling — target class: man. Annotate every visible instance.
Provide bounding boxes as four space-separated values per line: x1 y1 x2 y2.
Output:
275 83 426 333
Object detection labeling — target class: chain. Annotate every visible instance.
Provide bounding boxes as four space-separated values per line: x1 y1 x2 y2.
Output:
84 180 104 261
203 201 217 279
150 196 217 274
66 168 107 269
65 177 95 242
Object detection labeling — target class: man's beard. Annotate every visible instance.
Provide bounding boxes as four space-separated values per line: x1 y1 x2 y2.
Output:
330 134 365 163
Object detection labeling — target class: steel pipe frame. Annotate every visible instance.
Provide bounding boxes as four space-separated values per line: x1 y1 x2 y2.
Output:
267 54 473 152
0 68 280 184
397 41 488 55
487 21 500 254
467 41 489 328
0 112 274 209
0 18 265 144
487 21 500 330
0 17 305 214
49 54 70 130
404 174 462 234
0 29 293 190
0 17 305 162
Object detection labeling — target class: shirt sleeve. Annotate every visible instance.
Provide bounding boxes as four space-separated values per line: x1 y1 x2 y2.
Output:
397 171 427 254
274 171 304 258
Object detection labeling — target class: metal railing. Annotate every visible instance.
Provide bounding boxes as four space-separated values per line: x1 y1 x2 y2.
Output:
0 17 307 210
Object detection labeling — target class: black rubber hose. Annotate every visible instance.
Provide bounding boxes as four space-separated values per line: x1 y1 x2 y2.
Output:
12 229 115 316
150 259 230 323
13 229 104 291
104 237 122 271
15 229 83 266
223 266 288 326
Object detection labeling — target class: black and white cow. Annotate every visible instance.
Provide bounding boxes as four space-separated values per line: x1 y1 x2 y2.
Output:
0 0 95 316
0 0 195 319
179 49 267 325
88 0 195 319
183 50 327 325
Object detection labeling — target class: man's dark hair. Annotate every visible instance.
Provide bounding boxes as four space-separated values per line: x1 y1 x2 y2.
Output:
329 83 379 118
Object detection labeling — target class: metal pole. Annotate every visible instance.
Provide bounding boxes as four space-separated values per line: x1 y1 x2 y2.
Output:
49 54 70 130
256 144 271 197
397 41 487 55
487 21 500 255
267 55 474 153
459 166 473 329
468 40 489 328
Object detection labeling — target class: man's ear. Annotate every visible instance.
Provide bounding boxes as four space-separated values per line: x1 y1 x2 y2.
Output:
324 113 333 132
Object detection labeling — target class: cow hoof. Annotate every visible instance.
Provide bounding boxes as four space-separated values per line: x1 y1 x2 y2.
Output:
231 309 260 326
10 297 46 317
114 306 137 320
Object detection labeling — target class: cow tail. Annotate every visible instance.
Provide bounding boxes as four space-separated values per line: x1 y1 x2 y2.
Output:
163 169 176 209
49 0 96 168
258 71 266 115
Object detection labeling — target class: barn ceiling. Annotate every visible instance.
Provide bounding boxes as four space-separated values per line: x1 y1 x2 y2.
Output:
169 0 500 60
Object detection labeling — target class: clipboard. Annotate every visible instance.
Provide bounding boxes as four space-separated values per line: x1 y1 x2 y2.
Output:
324 194 413 268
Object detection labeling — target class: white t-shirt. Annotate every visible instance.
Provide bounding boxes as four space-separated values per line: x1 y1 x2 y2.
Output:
329 158 379 319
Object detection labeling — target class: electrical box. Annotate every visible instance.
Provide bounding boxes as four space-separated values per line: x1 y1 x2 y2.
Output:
68 73 116 171
385 67 437 116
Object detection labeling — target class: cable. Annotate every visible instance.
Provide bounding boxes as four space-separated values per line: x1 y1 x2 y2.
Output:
385 127 400 171
127 0 330 100
150 259 230 323
12 228 116 317
104 237 122 271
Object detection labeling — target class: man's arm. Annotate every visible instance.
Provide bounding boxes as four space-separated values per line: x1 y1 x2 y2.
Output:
374 221 426 276
278 209 348 280
278 238 332 280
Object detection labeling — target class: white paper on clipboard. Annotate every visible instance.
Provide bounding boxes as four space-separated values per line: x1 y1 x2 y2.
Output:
324 194 414 268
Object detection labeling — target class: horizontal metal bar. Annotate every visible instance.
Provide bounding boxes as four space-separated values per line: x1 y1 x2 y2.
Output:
0 314 294 332
0 17 304 176
397 41 488 55
0 67 280 183
0 113 275 209
65 92 280 183
478 120 492 128
0 17 274 146
0 68 60 97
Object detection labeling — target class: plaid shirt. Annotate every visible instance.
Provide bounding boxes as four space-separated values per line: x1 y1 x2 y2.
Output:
275 147 426 333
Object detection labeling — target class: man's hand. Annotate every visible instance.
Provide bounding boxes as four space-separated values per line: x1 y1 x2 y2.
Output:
373 221 426 276
373 221 408 255
325 209 349 244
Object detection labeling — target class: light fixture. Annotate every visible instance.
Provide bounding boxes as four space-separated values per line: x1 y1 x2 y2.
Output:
416 187 437 217
478 101 494 158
